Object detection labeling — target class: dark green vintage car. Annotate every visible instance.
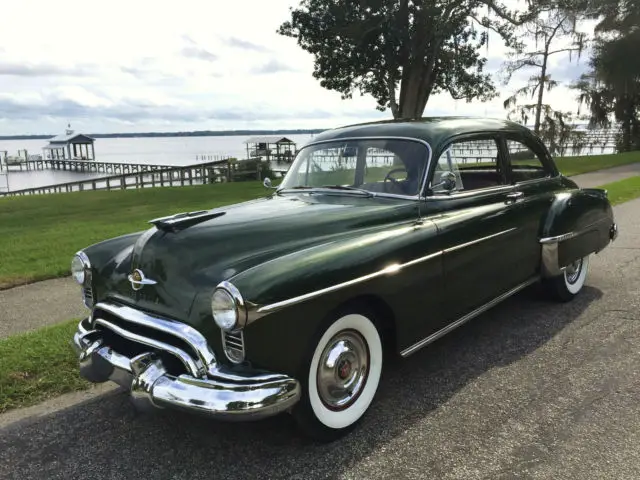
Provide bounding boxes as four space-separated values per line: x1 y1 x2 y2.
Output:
71 117 618 441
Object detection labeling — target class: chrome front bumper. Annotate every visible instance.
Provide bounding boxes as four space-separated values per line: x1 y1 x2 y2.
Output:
72 316 301 421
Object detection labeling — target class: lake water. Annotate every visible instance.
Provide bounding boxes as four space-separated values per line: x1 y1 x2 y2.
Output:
0 130 618 193
0 134 316 191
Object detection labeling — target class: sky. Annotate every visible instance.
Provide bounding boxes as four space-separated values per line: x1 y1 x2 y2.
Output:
0 0 593 135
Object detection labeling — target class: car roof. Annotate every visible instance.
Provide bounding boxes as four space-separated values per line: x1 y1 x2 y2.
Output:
308 116 535 153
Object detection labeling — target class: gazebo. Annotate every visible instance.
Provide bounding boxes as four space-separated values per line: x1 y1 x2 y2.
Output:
43 126 96 161
244 136 297 163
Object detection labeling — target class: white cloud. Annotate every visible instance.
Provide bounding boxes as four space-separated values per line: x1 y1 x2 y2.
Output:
0 0 593 134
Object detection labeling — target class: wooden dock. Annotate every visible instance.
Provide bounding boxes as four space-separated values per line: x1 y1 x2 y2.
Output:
1 158 176 174
1 158 235 197
0 156 277 197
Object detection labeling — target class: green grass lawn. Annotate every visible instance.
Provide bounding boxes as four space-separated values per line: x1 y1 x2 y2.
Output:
0 151 639 289
0 319 89 413
598 176 640 206
0 182 268 289
555 151 640 177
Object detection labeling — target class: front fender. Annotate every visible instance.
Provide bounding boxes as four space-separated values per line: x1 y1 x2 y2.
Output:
229 219 443 374
540 188 616 277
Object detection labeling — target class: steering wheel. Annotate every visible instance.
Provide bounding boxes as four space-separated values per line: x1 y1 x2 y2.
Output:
383 167 408 193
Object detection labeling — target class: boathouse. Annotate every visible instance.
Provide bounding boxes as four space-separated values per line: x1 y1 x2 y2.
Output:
43 126 96 161
244 136 297 163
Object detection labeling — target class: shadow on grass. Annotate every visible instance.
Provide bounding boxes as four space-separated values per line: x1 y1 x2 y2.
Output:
0 285 601 479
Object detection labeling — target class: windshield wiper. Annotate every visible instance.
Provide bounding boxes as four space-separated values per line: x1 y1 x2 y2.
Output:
277 185 374 197
319 185 374 196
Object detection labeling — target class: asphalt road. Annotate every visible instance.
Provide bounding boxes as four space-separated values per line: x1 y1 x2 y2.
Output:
1 199 639 480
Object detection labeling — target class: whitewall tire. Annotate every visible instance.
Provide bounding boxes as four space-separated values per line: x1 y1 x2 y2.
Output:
293 309 383 441
545 255 590 302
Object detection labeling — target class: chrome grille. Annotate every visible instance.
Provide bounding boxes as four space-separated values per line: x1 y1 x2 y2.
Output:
222 330 245 364
82 286 94 308
90 301 217 378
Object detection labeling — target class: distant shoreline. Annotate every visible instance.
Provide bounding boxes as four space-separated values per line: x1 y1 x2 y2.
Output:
0 129 327 141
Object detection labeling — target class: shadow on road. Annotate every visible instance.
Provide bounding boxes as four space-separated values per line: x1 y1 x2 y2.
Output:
0 285 602 480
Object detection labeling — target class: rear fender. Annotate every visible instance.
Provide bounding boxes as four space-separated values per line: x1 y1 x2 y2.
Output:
540 188 617 277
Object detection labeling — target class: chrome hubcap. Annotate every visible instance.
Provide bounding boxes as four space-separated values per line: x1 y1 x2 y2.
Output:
565 258 583 285
316 329 369 410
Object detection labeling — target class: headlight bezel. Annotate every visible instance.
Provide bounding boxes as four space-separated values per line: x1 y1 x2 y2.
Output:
211 281 247 332
71 251 91 285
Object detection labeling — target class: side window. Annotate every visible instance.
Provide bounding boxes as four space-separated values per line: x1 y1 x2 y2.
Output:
506 139 551 182
432 138 505 193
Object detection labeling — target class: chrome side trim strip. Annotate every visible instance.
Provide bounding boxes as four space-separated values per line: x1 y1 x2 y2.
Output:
94 302 217 371
400 277 539 357
540 218 610 245
256 250 444 315
540 231 578 244
94 318 204 377
444 228 517 253
256 228 517 315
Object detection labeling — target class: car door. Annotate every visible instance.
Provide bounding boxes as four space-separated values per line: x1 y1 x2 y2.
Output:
500 133 564 281
424 134 539 325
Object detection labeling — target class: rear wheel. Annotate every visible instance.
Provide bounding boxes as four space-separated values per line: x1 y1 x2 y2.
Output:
292 309 383 442
545 255 590 302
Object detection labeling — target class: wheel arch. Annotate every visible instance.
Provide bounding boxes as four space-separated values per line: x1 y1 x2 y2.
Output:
325 294 398 358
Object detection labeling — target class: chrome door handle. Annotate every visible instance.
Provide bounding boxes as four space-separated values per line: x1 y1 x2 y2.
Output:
505 191 524 202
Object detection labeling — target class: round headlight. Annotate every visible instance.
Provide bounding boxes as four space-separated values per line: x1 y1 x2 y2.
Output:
71 255 86 285
211 288 238 331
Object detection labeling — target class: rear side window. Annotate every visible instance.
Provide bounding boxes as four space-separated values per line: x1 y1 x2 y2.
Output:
506 139 552 182
432 138 506 193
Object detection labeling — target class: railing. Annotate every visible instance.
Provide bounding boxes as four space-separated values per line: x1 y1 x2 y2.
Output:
3 158 177 174
1 159 234 197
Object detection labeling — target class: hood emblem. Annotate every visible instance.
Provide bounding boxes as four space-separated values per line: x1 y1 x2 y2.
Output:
128 269 157 291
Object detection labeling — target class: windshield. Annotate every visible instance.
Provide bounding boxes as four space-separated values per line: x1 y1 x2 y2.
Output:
278 138 430 197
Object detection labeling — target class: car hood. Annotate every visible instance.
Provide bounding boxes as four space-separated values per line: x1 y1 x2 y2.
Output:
100 192 417 320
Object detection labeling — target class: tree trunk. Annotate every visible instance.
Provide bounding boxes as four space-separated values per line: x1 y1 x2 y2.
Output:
398 66 425 118
535 44 550 135
621 115 631 152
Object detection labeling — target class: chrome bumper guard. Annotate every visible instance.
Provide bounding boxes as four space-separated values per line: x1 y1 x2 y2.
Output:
72 312 300 421
610 223 619 242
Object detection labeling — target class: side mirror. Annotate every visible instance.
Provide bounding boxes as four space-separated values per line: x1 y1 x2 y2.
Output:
432 171 457 192
263 177 274 189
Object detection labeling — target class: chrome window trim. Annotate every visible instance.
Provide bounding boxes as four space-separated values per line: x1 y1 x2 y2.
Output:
94 318 204 377
424 184 515 200
513 175 560 188
254 227 516 316
400 277 539 357
93 302 217 373
280 136 433 201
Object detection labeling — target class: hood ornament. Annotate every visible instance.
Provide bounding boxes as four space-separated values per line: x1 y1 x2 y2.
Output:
128 269 157 291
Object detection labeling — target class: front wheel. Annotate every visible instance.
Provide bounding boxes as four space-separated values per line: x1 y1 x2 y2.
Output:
544 255 590 302
292 309 383 442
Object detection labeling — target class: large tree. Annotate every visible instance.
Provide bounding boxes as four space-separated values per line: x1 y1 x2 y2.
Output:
571 0 640 151
278 0 538 119
502 10 585 134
